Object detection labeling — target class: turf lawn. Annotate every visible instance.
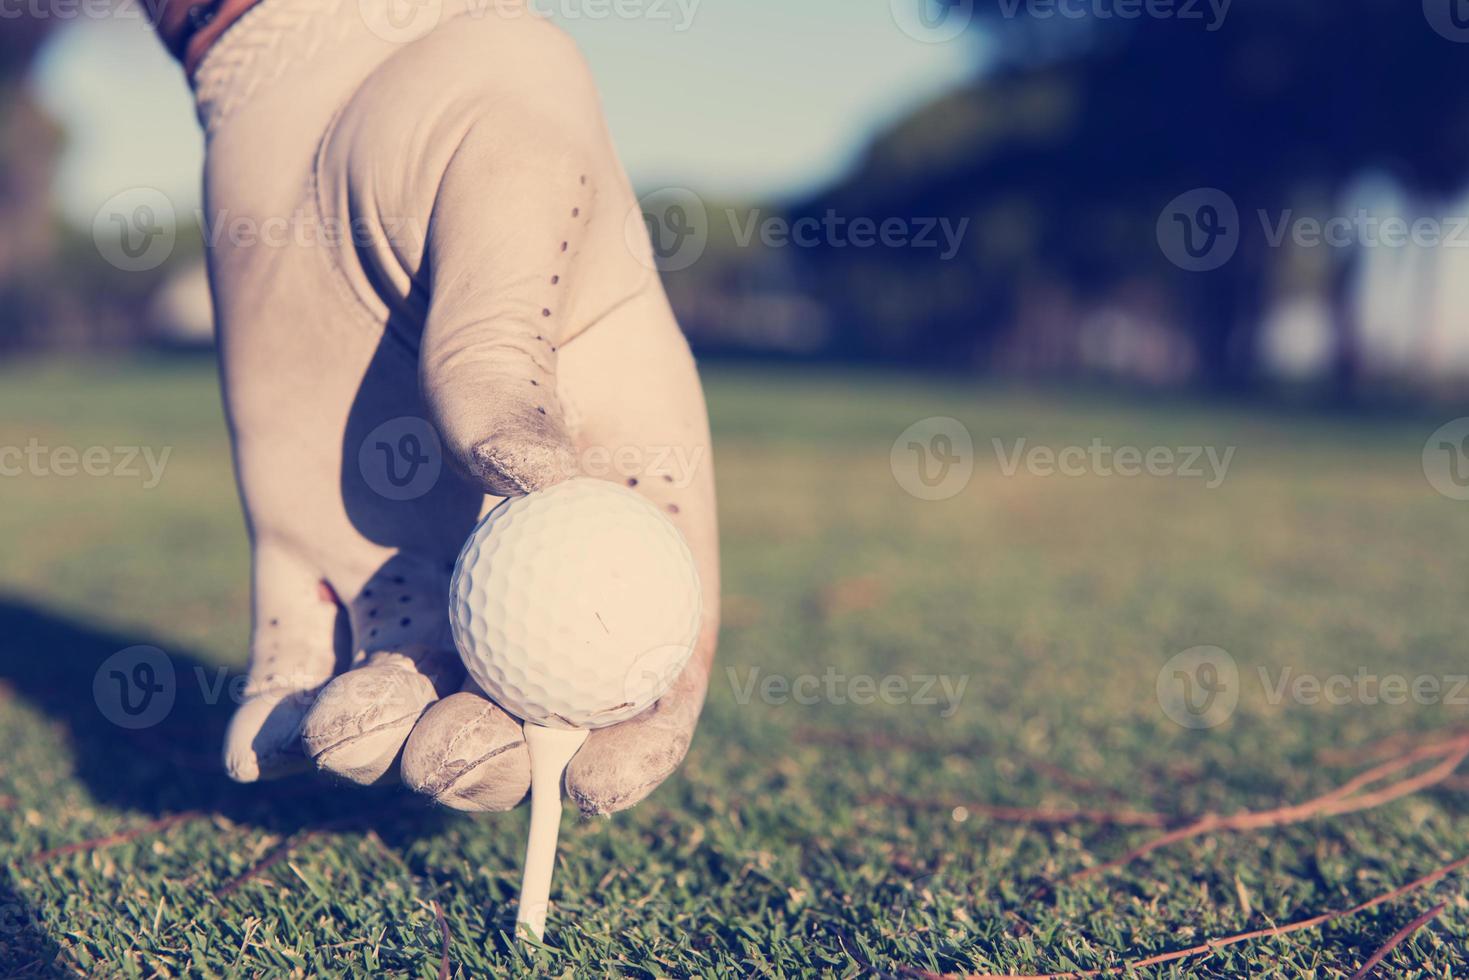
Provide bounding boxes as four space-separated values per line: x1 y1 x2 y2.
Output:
0 355 1466 977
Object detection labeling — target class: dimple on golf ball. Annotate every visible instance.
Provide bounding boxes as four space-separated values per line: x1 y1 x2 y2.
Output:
449 477 701 729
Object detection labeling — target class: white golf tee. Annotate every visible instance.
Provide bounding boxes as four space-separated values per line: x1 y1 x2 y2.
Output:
515 724 591 941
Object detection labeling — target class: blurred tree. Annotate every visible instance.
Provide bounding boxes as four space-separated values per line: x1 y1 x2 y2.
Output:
793 0 1469 392
0 15 61 351
0 9 183 353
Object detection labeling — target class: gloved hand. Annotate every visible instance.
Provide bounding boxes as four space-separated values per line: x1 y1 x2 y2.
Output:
195 0 718 814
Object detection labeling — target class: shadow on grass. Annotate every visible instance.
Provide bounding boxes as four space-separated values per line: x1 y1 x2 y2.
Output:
0 879 63 978
0 594 455 972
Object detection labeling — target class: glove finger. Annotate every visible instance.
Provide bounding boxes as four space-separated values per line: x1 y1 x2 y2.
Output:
402 678 531 811
418 119 592 497
224 559 348 783
564 657 709 816
299 648 461 786
223 688 319 782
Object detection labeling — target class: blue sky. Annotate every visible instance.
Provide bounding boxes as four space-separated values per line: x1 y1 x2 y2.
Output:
31 0 977 228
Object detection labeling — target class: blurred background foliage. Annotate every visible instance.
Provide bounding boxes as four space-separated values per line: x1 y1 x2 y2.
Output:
782 0 1469 400
6 0 1469 403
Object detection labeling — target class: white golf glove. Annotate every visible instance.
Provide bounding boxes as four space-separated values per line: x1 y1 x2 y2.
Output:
195 0 719 814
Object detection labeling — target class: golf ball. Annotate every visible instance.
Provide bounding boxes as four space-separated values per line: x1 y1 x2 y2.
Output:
449 477 701 729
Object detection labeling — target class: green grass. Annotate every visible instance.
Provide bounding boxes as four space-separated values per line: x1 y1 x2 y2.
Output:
1 355 1466 977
